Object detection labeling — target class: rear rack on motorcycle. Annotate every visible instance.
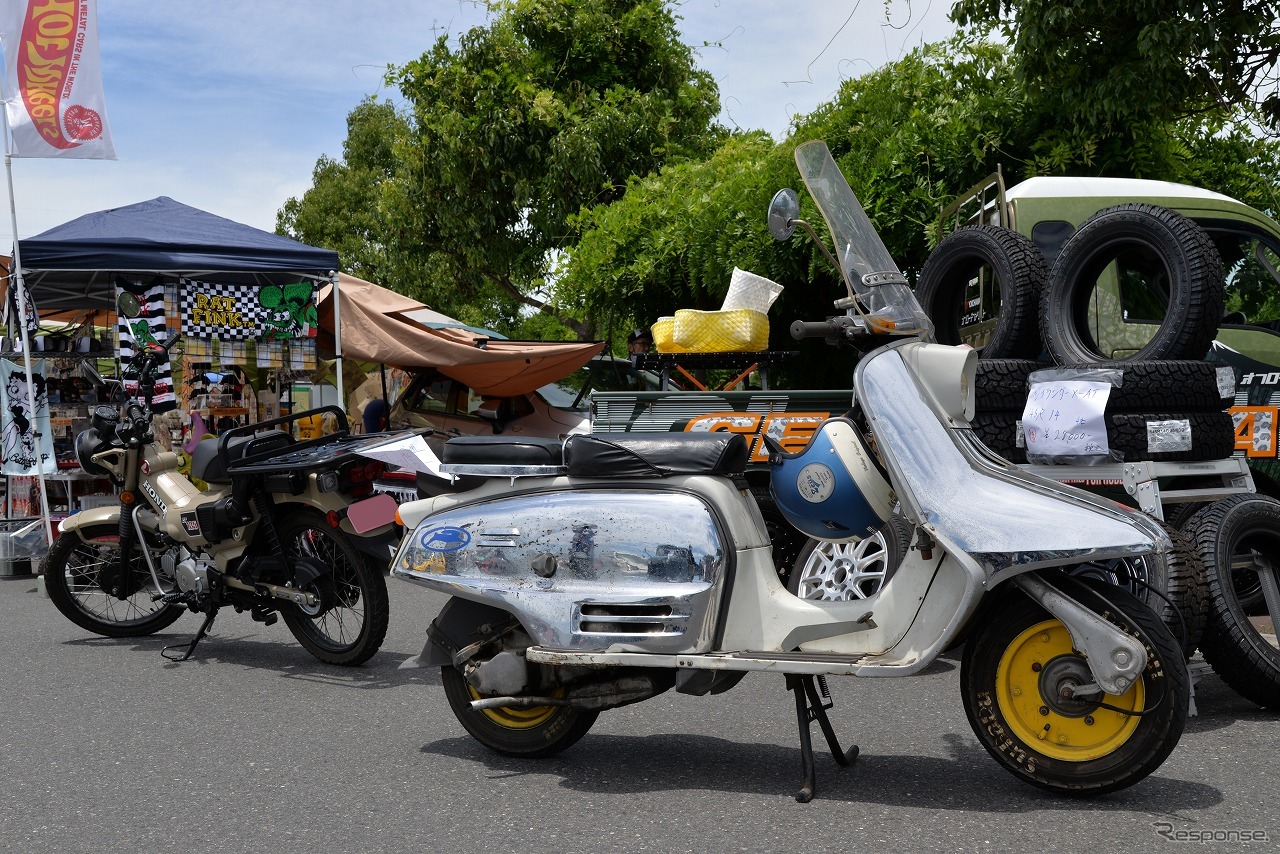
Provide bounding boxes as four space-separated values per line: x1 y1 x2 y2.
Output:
217 407 418 474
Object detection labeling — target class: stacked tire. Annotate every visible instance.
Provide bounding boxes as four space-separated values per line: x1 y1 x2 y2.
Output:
970 358 1220 654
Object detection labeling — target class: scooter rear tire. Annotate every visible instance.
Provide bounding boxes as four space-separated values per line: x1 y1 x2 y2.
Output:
960 577 1188 795
441 665 598 758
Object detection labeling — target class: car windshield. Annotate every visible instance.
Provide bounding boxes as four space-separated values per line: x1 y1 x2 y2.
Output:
538 358 665 410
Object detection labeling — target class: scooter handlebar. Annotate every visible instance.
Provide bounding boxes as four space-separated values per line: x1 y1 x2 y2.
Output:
790 319 843 340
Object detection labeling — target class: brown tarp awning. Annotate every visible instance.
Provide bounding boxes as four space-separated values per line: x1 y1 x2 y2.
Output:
316 274 604 397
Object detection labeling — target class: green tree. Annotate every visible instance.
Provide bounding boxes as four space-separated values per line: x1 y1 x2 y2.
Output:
383 0 722 338
560 40 1031 379
952 0 1280 131
560 36 1280 384
277 97 407 287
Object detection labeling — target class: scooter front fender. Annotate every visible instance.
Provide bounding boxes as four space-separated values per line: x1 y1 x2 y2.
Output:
854 341 1167 580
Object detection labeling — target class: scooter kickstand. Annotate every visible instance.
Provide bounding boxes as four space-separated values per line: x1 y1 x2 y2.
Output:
788 674 859 803
162 610 217 662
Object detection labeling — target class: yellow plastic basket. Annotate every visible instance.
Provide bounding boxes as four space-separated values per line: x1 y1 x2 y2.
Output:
671 308 769 353
651 317 689 353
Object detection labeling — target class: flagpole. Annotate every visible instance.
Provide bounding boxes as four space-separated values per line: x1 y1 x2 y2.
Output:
1 73 55 545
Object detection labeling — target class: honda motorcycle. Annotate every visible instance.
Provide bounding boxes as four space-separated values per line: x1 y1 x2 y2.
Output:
390 141 1189 800
42 314 405 665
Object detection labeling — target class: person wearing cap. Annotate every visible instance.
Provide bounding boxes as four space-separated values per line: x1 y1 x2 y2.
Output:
627 328 652 356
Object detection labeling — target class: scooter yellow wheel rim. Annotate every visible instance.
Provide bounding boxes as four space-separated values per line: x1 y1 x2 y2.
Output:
467 684 558 729
995 619 1144 762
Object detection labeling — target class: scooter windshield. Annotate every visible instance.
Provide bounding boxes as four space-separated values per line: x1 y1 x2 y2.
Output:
794 141 934 337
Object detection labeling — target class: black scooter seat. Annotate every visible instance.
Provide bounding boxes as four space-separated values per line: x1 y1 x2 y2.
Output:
442 433 748 477
564 432 748 478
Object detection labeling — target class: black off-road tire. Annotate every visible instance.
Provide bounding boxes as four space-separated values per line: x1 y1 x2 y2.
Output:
441 665 599 757
975 359 1051 412
917 225 1049 358
42 521 184 637
971 411 1026 463
1186 495 1280 708
1041 204 1225 364
1082 360 1234 411
961 577 1188 795
1106 412 1234 462
1067 521 1208 657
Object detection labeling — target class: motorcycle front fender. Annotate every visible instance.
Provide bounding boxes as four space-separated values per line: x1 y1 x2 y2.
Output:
57 506 121 540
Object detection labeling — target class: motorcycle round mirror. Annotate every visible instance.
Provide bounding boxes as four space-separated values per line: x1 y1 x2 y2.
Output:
116 290 142 319
768 188 800 241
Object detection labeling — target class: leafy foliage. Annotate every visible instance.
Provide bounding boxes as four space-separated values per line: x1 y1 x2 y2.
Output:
382 0 722 337
277 98 406 286
952 1 1280 132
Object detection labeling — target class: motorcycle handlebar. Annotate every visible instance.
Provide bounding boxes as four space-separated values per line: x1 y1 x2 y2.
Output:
790 319 843 340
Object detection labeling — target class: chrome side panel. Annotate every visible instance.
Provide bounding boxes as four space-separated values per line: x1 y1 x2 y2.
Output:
855 342 1165 583
393 480 751 654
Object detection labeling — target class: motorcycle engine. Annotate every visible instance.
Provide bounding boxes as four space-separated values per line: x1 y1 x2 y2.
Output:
161 546 216 595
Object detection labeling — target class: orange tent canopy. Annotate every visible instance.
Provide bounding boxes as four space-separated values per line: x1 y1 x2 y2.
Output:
316 274 604 397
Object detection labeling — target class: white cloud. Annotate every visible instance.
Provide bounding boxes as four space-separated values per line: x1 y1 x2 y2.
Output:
3 0 956 242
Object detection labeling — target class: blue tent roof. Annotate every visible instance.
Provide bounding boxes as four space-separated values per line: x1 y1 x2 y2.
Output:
19 196 337 273
14 197 339 314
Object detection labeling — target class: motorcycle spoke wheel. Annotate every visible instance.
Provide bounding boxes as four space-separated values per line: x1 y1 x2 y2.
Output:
961 578 1188 795
277 510 388 666
441 665 597 758
41 522 183 637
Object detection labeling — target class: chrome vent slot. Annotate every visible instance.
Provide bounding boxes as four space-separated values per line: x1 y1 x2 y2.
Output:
476 527 521 547
575 603 684 635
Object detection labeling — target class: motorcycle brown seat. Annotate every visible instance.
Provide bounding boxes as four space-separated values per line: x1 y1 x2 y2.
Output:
564 433 748 477
191 429 295 484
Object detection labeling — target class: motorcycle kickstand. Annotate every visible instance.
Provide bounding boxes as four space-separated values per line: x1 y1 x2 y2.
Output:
162 609 217 662
787 674 859 803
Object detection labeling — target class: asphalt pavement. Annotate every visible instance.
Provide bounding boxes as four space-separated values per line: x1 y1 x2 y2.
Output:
2 570 1277 854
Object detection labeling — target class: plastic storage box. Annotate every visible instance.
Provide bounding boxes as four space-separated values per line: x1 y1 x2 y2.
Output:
0 519 47 577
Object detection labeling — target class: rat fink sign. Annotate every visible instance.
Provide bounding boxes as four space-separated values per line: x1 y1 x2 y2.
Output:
0 0 115 159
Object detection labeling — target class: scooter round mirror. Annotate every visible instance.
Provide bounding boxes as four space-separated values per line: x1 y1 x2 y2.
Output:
116 291 141 318
768 188 800 241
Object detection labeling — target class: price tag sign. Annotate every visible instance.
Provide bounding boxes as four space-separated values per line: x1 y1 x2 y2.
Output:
1022 379 1112 460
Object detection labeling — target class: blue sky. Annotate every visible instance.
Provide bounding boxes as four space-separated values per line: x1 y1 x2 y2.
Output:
3 0 957 243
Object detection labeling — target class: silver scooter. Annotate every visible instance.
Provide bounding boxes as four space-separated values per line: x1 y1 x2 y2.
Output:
391 141 1188 801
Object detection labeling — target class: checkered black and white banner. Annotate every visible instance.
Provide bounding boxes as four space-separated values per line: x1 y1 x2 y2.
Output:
117 279 177 413
180 279 260 340
180 279 318 341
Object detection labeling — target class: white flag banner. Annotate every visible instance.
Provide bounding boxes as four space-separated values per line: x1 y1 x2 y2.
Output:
0 0 115 159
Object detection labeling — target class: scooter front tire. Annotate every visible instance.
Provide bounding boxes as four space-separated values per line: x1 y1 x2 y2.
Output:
960 577 1188 795
441 665 598 758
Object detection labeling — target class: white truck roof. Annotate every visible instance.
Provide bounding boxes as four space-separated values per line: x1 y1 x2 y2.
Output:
1005 175 1241 205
